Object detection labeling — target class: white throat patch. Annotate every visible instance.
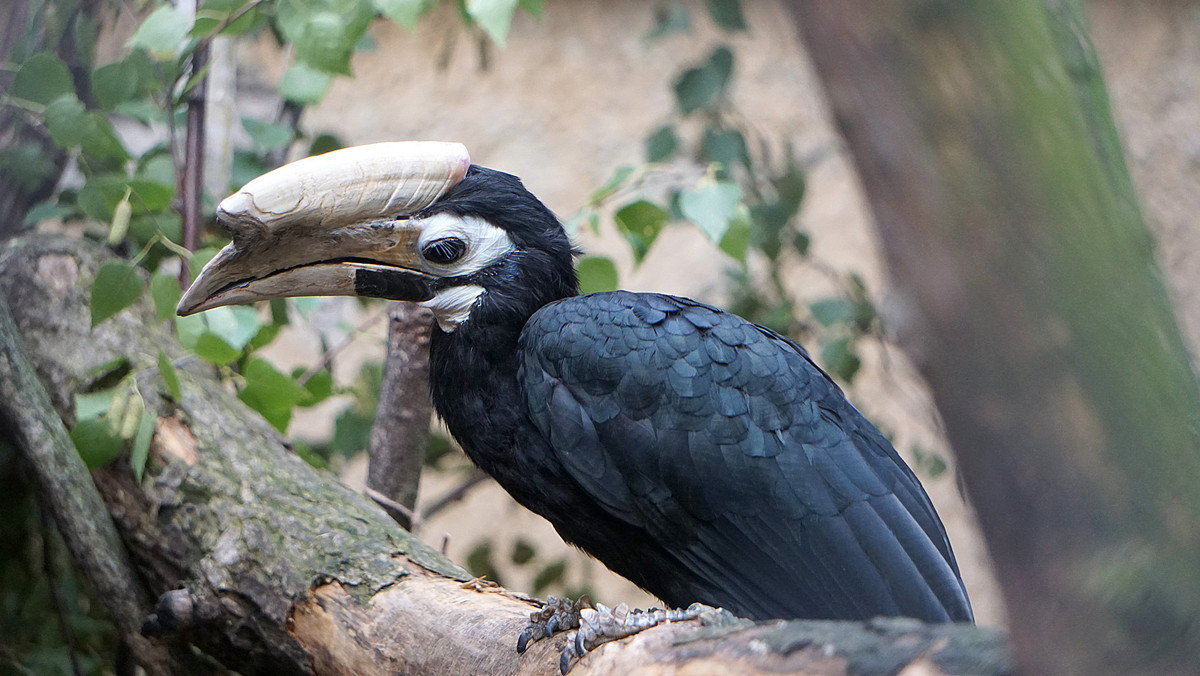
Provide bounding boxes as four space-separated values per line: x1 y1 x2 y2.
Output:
420 285 486 332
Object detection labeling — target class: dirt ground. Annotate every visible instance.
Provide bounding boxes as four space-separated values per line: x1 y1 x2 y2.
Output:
243 0 1200 630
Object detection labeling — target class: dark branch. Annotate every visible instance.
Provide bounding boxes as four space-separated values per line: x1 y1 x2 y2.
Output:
366 303 435 529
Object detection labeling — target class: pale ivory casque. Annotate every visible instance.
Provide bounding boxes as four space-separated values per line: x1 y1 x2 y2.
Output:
178 141 471 313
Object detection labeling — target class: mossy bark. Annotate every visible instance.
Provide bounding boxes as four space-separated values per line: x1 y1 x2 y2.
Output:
786 2 1200 673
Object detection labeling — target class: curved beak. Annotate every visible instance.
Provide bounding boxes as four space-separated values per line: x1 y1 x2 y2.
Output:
176 141 470 316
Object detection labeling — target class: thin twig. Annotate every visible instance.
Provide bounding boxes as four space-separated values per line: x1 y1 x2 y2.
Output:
366 468 491 533
419 469 490 522
296 304 390 386
179 0 208 268
365 486 419 529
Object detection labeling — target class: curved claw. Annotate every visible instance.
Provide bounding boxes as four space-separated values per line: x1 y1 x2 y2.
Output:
516 595 591 654
559 631 589 675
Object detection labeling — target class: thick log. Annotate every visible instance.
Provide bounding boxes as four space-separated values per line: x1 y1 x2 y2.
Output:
0 234 1009 675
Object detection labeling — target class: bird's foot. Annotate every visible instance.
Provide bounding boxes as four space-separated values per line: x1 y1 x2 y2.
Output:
557 602 734 674
517 594 592 654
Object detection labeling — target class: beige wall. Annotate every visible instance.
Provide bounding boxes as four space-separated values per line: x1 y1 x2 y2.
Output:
249 1 1200 630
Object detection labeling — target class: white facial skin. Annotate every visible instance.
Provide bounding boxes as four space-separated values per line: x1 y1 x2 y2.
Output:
413 212 515 331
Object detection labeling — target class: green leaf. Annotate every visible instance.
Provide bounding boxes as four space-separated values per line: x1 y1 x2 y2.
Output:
158 350 182 401
702 127 748 169
128 5 193 60
90 261 142 328
86 356 133 388
673 66 720 116
708 45 734 84
10 53 75 106
42 96 89 148
238 358 308 432
588 165 634 205
373 0 437 29
466 0 520 47
129 179 176 213
279 62 333 104
137 152 176 183
810 298 855 328
188 247 222 280
614 200 668 264
775 162 807 216
911 445 948 479
232 150 269 190
466 541 502 583
276 0 375 74
576 256 618 294
511 539 536 565
792 230 811 256
329 406 374 456
247 323 281 352
680 179 742 243
644 125 678 163
194 332 241 364
242 118 294 154
77 175 127 221
92 60 140 110
203 305 262 350
821 336 861 383
193 0 264 36
76 390 117 421
704 0 746 31
293 441 330 469
114 99 163 124
518 0 546 20
532 558 567 595
130 409 155 481
80 113 131 162
719 218 751 263
308 134 343 157
0 143 58 192
673 47 733 115
70 418 125 468
643 3 691 43
295 368 333 407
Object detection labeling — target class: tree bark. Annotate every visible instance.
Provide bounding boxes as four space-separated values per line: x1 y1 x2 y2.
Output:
0 250 187 674
366 303 435 529
785 2 1200 673
0 233 1010 674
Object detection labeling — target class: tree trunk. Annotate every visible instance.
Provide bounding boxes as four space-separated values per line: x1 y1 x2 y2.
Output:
0 233 1010 674
785 2 1200 673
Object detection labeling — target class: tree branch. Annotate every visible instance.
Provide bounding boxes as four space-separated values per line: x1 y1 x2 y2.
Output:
366 303 435 529
0 251 184 674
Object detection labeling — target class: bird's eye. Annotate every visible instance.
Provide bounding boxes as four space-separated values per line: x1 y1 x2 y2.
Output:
422 237 467 265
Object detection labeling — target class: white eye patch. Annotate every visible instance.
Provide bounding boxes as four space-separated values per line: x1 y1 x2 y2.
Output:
413 212 515 277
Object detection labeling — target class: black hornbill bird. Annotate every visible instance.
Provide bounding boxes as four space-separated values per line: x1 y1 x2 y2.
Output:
179 142 973 624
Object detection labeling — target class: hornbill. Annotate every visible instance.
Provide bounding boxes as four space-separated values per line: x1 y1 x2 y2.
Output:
178 142 973 626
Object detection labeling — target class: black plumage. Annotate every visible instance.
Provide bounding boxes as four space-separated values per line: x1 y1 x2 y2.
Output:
425 166 972 623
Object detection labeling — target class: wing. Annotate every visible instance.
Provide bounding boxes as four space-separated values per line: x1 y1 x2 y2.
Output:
518 291 972 622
